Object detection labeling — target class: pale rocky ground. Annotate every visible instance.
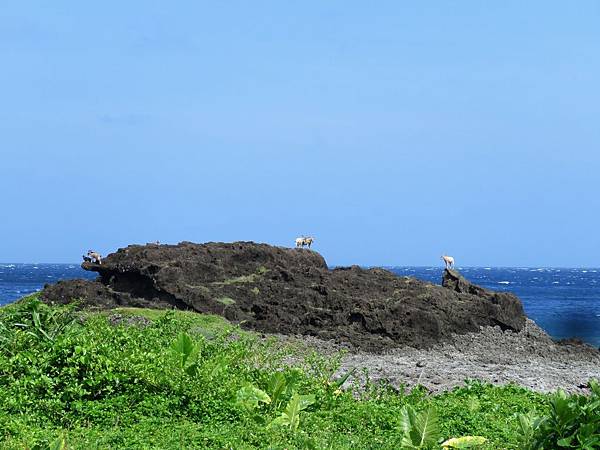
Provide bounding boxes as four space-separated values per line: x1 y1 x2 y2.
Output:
276 319 600 395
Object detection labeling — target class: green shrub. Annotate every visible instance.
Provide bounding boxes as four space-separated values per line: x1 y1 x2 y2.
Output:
0 297 595 449
517 380 600 449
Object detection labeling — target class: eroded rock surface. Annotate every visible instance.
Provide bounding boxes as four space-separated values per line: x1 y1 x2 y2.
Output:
278 320 600 394
41 241 527 351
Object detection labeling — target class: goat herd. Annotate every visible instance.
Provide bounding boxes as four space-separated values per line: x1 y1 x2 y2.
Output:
84 239 456 269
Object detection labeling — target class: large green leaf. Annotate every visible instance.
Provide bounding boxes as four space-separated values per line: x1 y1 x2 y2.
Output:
269 392 315 432
398 405 440 449
236 384 271 411
296 393 316 411
268 372 287 406
170 333 196 367
412 407 439 448
399 407 418 449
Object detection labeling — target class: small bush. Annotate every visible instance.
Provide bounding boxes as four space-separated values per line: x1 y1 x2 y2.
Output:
517 380 600 449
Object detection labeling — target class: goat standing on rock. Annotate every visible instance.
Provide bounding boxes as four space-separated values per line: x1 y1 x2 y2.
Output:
295 236 315 249
87 250 102 264
441 255 454 269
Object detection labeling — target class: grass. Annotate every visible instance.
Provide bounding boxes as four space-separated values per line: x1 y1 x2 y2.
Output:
0 296 597 449
111 307 234 335
216 297 237 306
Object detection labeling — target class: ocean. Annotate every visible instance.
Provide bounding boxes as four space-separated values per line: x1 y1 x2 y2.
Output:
1 264 599 348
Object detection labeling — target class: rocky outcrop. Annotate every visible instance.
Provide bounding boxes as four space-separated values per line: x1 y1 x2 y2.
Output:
442 269 526 332
41 279 178 310
41 241 527 351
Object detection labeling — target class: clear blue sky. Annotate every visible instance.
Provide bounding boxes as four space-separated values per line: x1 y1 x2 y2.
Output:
1 1 599 266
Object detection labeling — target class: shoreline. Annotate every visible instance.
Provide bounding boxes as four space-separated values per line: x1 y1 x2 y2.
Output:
275 319 600 395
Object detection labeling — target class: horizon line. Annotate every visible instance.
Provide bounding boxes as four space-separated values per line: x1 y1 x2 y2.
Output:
1 262 600 270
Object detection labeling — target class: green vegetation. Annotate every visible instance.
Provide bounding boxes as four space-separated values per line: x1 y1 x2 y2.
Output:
213 266 269 287
515 382 600 449
216 297 237 306
213 274 259 285
0 296 598 449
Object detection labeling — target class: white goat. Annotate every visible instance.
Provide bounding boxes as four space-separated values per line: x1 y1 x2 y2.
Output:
87 250 102 264
441 255 454 269
295 236 315 248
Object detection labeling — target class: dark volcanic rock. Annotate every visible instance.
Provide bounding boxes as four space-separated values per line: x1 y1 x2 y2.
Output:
41 279 176 310
442 269 525 331
42 279 116 309
40 241 527 351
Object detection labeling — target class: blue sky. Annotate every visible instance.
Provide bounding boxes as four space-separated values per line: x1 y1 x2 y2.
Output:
1 1 599 266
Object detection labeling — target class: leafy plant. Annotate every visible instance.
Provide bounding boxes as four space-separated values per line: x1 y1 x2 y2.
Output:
269 392 315 432
170 332 199 376
236 384 271 411
268 372 288 408
515 411 545 450
0 297 76 349
3 300 598 450
267 370 301 408
517 380 600 449
399 405 440 449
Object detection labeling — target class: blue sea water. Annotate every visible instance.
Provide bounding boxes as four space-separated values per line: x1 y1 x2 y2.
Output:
1 264 599 347
0 264 96 305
